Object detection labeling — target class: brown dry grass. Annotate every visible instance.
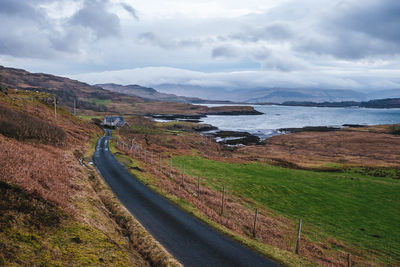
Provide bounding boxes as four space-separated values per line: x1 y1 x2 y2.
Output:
0 91 100 213
0 91 185 266
237 130 400 169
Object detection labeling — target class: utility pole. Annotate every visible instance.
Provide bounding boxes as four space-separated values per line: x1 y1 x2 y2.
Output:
54 96 57 120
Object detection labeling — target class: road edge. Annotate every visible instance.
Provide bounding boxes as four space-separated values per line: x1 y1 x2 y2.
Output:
89 135 182 267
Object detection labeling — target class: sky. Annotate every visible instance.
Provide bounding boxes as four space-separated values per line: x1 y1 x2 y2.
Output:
0 0 400 92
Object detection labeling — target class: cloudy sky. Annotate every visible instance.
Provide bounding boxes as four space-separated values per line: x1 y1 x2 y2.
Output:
1 0 400 92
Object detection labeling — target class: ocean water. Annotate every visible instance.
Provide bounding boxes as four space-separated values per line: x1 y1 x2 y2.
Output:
199 105 400 139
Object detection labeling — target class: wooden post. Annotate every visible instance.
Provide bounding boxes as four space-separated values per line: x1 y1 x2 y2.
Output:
159 155 162 171
144 150 147 163
221 186 225 215
54 96 57 119
150 151 153 164
347 253 351 267
252 208 258 238
197 177 200 198
131 139 135 151
295 218 302 254
181 165 185 186
73 98 76 116
170 158 172 177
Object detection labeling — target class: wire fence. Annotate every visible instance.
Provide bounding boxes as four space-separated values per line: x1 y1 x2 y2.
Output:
113 136 397 267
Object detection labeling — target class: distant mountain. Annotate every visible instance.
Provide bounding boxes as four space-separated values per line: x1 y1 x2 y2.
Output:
245 88 367 103
366 89 400 100
96 83 234 104
282 98 400 109
95 83 197 103
154 84 368 103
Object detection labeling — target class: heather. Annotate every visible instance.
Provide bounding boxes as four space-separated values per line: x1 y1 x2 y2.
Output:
0 105 66 146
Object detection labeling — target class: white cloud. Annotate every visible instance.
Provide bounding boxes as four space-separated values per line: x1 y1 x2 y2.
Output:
69 66 400 91
1 0 400 94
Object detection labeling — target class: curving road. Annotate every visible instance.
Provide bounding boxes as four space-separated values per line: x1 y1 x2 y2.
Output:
94 129 278 267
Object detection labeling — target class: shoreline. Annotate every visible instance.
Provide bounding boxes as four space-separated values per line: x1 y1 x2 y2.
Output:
151 113 371 147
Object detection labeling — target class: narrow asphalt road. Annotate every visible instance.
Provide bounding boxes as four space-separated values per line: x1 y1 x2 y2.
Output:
94 129 278 267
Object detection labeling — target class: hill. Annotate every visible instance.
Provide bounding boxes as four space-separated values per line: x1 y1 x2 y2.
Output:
282 98 400 108
245 88 367 103
155 84 367 103
96 83 203 103
0 66 258 116
0 90 179 266
0 65 145 113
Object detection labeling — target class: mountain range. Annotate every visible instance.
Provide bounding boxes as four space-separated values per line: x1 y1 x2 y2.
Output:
2 65 400 108
155 84 400 103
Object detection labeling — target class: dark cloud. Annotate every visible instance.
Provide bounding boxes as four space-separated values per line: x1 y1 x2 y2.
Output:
0 0 55 57
0 0 46 19
230 22 294 43
295 0 400 59
0 0 122 59
121 3 139 20
69 0 121 39
212 45 240 59
334 0 400 43
138 32 202 49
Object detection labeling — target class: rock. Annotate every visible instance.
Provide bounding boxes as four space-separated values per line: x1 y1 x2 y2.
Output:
151 114 205 120
0 87 8 95
202 110 263 116
279 126 340 133
221 135 260 146
194 125 218 132
213 131 260 146
343 124 366 128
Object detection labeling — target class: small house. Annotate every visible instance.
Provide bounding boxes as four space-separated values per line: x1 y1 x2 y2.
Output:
102 115 126 128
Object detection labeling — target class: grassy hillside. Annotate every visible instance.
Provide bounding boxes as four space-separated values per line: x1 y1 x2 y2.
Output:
0 90 180 266
171 156 400 263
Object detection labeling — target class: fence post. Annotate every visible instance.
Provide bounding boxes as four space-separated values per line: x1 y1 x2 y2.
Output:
54 96 57 120
159 155 162 171
295 218 302 254
151 151 153 164
221 186 225 215
144 150 147 163
252 208 258 238
347 253 351 267
197 177 200 198
181 165 185 186
170 158 172 177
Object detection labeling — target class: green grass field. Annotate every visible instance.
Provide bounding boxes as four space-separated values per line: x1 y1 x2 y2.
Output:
172 156 400 262
92 99 111 106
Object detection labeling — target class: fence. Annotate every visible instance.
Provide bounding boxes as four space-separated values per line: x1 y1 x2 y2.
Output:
113 137 393 266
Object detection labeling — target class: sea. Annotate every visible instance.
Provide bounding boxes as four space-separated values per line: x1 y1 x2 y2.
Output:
197 104 400 140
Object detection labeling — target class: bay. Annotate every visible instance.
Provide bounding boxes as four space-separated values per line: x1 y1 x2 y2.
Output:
199 104 400 139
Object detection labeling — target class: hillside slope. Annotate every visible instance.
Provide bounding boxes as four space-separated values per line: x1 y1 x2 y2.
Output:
96 83 202 103
0 65 144 113
0 66 259 116
0 90 180 266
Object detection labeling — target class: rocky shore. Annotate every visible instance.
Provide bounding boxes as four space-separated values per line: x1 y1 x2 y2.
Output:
212 131 260 146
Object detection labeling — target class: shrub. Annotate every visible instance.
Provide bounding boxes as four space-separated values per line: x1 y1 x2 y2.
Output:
0 105 66 146
390 124 400 135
